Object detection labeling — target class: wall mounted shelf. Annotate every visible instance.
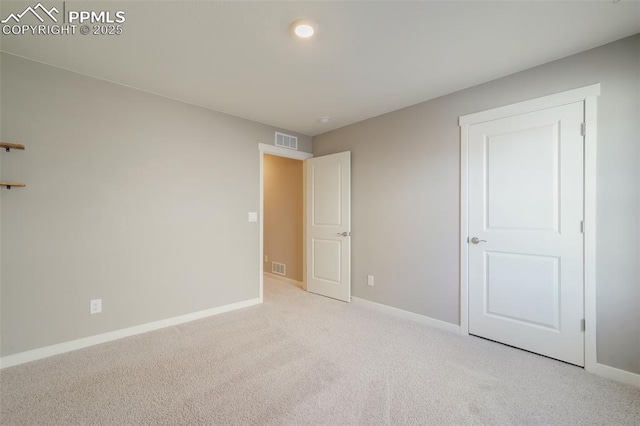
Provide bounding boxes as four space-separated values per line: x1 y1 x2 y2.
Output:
1 142 26 188
0 182 26 189
0 142 25 152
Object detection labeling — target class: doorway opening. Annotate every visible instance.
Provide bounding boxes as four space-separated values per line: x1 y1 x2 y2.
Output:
258 144 312 302
263 154 304 286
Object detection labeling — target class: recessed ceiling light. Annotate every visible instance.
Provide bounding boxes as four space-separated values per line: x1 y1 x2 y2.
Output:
319 117 330 124
293 21 314 38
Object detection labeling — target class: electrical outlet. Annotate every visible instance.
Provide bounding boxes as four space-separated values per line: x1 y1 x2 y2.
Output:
264 254 268 263
367 275 374 286
90 299 102 314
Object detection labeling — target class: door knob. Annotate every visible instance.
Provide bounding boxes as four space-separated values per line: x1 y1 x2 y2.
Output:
337 231 350 237
470 237 487 244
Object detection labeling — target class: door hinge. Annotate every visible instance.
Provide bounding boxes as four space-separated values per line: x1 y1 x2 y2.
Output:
580 221 584 233
581 319 585 332
581 123 586 136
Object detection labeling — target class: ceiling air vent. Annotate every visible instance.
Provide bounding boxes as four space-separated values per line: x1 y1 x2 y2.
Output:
275 132 298 150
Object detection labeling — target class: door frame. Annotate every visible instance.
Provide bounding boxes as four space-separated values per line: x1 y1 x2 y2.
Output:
258 143 313 302
458 84 600 372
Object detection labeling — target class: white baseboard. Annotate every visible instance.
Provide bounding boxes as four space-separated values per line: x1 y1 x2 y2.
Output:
264 272 304 288
351 298 638 387
6 293 636 389
0 297 261 369
351 297 461 334
594 363 640 388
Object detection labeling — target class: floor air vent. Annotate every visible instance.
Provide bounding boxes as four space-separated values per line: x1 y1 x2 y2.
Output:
275 132 298 150
272 262 286 276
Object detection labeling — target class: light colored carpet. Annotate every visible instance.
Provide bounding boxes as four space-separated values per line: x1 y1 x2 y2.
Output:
1 276 639 425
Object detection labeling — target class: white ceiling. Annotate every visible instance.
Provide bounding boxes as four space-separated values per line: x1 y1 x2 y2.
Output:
1 1 639 136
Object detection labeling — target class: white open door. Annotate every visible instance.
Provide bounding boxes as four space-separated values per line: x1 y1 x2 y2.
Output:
306 152 351 302
467 102 585 366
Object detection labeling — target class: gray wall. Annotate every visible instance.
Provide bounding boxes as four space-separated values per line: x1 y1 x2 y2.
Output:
313 35 640 374
0 53 311 357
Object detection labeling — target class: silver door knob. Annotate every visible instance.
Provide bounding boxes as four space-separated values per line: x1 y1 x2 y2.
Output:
470 237 487 244
337 231 350 237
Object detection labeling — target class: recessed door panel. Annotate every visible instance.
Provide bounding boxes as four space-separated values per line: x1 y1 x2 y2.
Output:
312 162 342 227
486 124 560 232
312 238 342 284
486 252 560 330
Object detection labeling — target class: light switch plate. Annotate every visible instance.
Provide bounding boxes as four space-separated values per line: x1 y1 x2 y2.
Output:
248 212 258 222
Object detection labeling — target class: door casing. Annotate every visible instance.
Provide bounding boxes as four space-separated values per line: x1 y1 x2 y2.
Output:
459 84 600 372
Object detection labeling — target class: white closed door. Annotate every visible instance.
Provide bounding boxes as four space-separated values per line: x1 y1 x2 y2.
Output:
468 102 585 366
306 152 351 302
